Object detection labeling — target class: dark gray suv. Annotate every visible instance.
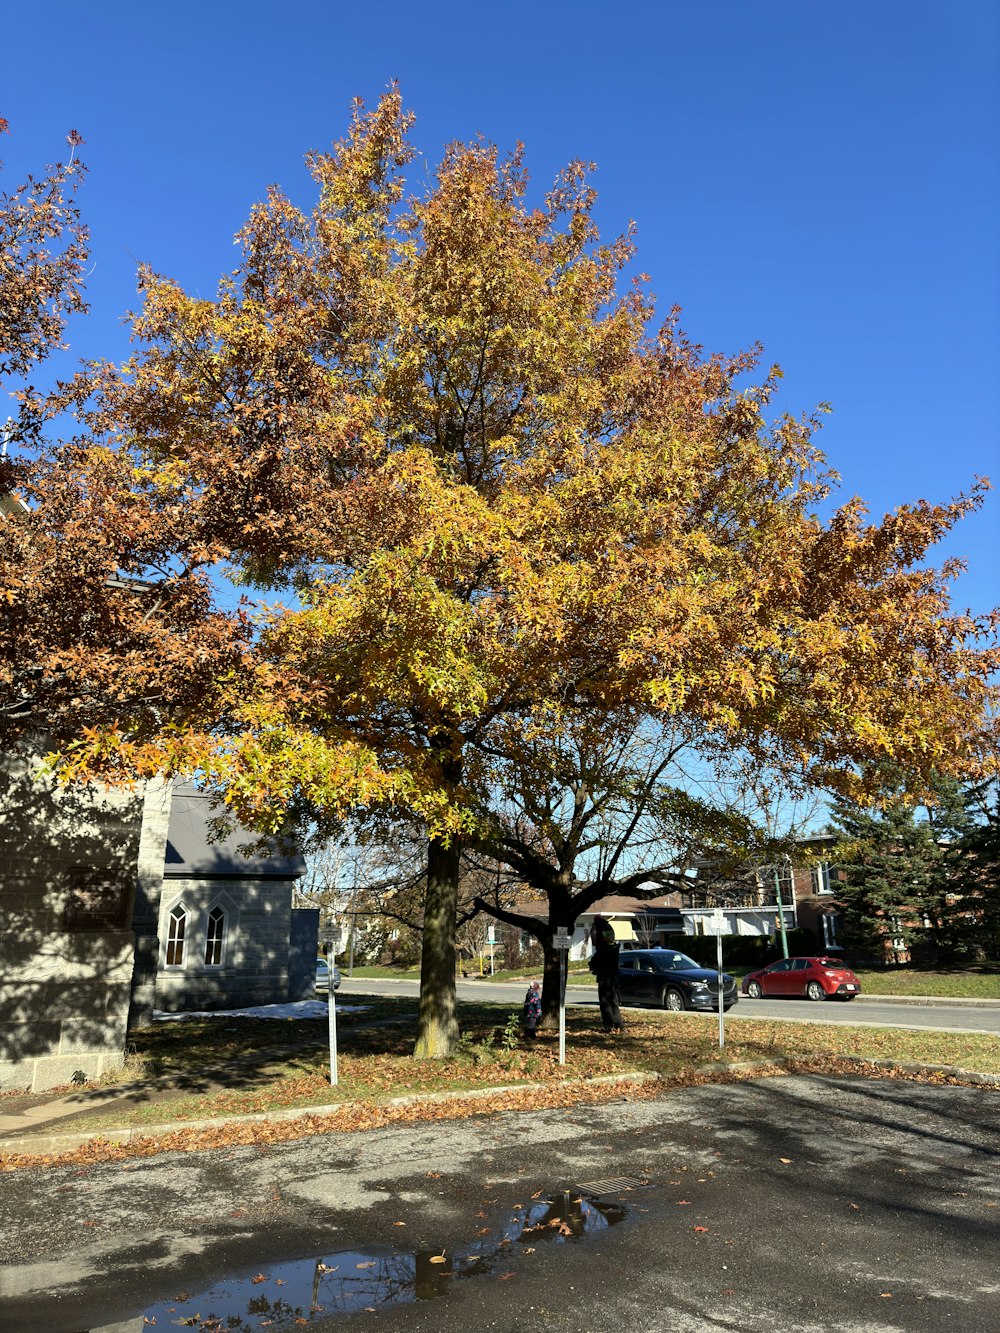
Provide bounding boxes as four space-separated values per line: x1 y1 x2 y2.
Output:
618 948 738 1012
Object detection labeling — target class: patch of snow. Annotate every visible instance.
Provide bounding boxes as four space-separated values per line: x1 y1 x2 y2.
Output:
153 1000 367 1022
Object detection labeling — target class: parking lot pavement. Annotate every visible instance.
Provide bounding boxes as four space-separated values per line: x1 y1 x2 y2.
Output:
1 1074 998 1332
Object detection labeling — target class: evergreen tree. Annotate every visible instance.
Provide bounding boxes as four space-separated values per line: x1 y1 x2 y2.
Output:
830 783 962 960
952 781 1000 960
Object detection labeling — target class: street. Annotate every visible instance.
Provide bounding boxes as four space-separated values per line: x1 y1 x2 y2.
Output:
338 975 1000 1037
1 1075 998 1331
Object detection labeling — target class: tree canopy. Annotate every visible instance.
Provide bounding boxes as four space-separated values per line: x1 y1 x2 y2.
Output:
15 91 999 1055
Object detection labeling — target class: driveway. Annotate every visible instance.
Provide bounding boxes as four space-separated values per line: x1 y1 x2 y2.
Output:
1 1074 998 1331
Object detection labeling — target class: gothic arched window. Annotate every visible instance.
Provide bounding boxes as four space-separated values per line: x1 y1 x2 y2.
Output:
205 906 226 966
166 904 187 966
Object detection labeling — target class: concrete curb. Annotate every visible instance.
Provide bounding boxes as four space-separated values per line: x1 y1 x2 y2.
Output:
0 1070 661 1158
862 1058 1000 1086
853 994 1000 1008
4 1056 997 1161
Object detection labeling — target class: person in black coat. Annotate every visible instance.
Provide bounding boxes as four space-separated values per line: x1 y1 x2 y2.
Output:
589 915 624 1034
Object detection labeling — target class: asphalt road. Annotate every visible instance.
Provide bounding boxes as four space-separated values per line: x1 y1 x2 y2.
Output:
1 1075 998 1332
338 975 1000 1036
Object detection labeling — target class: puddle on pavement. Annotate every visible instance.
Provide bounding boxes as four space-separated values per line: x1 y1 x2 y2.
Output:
93 1190 626 1330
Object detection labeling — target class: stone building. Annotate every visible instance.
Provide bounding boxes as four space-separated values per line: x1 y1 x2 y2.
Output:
1 766 316 1092
0 754 171 1091
136 783 315 1018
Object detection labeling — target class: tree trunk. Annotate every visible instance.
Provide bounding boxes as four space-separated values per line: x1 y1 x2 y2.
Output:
538 937 564 1029
413 833 461 1058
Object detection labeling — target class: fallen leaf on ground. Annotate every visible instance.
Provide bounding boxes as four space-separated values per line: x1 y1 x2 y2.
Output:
429 1254 447 1264
356 1261 376 1269
693 1226 709 1233
779 1158 793 1164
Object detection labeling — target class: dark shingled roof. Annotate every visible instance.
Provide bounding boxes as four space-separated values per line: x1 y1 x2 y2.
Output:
163 783 305 878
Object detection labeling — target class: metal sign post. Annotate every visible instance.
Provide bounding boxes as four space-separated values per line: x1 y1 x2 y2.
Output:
553 928 572 1065
709 910 727 1050
773 867 790 958
487 924 496 976
325 928 342 1086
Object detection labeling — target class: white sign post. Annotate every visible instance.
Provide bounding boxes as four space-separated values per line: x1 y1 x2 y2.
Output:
325 928 342 1086
487 924 496 975
553 928 572 1065
708 910 728 1050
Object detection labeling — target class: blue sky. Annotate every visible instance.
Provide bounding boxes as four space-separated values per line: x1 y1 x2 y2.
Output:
4 0 998 615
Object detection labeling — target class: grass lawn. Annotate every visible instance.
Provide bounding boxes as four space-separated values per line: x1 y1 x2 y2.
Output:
348 965 422 980
852 968 1000 999
33 992 1000 1138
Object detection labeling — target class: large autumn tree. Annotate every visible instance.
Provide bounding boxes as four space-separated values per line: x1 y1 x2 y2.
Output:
44 91 999 1057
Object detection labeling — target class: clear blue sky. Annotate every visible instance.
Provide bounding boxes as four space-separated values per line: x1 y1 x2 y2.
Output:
4 0 998 615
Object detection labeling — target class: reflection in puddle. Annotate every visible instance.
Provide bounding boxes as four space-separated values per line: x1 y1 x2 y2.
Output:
100 1191 625 1329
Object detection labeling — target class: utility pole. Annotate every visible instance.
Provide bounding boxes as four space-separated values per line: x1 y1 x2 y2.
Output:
773 864 790 958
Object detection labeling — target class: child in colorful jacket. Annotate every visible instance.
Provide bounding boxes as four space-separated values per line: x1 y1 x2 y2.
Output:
522 981 542 1038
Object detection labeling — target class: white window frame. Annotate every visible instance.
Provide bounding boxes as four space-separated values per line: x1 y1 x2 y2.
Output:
812 861 834 895
204 904 227 967
165 902 189 968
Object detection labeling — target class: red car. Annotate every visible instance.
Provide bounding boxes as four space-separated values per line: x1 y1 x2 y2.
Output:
742 956 861 1002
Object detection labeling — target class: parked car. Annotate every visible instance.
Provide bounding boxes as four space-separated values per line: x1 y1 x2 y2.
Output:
742 956 861 1002
315 957 342 992
618 948 738 1012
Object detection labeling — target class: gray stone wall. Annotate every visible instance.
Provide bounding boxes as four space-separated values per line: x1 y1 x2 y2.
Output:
153 877 296 1012
0 756 171 1091
127 780 172 1030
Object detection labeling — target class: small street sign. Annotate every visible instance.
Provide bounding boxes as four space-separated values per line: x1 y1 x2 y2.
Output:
706 909 730 936
326 928 343 949
553 928 572 950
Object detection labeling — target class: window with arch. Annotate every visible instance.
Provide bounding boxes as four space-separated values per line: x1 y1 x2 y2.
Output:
166 904 187 966
205 905 226 966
